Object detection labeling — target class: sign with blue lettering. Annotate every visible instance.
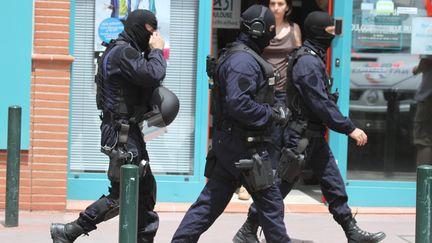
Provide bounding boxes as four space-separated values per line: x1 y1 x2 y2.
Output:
98 18 124 44
411 17 432 55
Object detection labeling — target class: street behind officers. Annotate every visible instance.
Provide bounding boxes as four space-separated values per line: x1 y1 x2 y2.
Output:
171 4 291 243
50 9 167 243
281 11 387 243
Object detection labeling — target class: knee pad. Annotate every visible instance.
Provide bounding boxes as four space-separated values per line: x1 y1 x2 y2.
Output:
80 194 120 227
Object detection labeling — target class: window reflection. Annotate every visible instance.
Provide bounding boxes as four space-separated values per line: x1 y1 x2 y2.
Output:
348 0 429 181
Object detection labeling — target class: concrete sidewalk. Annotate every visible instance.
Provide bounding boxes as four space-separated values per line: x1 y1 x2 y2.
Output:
0 209 415 243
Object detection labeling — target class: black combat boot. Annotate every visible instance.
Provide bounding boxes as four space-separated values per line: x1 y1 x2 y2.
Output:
50 220 85 243
137 236 154 243
137 232 154 243
342 218 386 243
232 217 260 243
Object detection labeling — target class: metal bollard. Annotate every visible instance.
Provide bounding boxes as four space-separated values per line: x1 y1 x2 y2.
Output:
5 106 22 227
119 164 139 243
416 165 432 243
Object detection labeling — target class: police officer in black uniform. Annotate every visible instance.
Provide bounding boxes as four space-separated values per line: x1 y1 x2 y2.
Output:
50 9 167 243
290 11 387 243
171 5 291 243
235 11 388 243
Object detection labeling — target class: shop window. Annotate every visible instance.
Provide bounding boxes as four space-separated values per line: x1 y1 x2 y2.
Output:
70 0 199 176
348 0 429 181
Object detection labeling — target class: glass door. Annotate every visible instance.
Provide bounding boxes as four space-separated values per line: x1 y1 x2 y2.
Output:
347 0 429 182
329 0 428 206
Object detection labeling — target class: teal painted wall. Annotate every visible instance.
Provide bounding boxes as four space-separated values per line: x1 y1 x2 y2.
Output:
0 1 33 149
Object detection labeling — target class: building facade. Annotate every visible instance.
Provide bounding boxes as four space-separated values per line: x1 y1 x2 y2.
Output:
1 0 431 210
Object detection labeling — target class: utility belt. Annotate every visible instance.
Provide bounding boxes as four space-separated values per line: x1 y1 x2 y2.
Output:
101 110 131 146
100 110 149 182
204 120 274 192
101 110 129 123
218 120 273 192
287 119 325 138
217 120 272 144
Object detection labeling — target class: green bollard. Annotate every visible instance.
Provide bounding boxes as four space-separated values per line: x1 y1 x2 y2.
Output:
416 165 432 243
5 106 22 227
119 164 139 243
5 106 21 227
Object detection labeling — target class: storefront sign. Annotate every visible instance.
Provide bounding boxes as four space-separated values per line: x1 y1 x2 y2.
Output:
213 0 241 29
411 17 432 54
353 15 403 50
95 0 171 57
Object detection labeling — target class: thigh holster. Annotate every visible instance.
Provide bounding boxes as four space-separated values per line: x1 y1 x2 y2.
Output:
236 152 273 192
277 147 306 183
102 146 132 182
101 118 132 182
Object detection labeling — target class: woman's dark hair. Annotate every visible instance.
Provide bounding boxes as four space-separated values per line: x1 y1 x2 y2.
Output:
283 0 293 22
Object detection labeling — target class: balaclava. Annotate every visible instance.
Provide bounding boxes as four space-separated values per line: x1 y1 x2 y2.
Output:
124 9 157 52
241 5 276 51
304 11 335 51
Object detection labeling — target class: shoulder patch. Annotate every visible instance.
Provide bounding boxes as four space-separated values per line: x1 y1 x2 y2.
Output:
125 47 140 59
238 77 251 92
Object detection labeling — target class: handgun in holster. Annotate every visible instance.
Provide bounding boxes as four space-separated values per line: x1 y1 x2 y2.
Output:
277 138 308 183
235 153 273 192
102 145 132 182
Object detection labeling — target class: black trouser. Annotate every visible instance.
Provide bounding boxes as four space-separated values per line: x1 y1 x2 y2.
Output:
78 121 159 242
249 135 352 225
172 129 291 243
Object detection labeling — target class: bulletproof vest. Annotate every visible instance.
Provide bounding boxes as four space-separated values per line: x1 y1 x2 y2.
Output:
285 46 336 118
95 40 152 118
95 40 128 114
207 43 277 124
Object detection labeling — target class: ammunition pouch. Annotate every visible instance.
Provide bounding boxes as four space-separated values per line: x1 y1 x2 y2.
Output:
235 152 273 192
95 72 105 110
204 149 217 178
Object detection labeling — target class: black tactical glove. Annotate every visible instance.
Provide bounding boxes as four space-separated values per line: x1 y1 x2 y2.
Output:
271 104 290 126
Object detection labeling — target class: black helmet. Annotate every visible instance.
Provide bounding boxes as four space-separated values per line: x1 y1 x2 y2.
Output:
150 86 179 126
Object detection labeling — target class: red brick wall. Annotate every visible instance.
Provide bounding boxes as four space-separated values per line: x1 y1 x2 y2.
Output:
0 151 31 210
0 0 73 211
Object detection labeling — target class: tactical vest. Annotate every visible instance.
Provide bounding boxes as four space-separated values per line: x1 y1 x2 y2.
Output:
285 46 338 118
95 40 129 116
206 43 278 126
